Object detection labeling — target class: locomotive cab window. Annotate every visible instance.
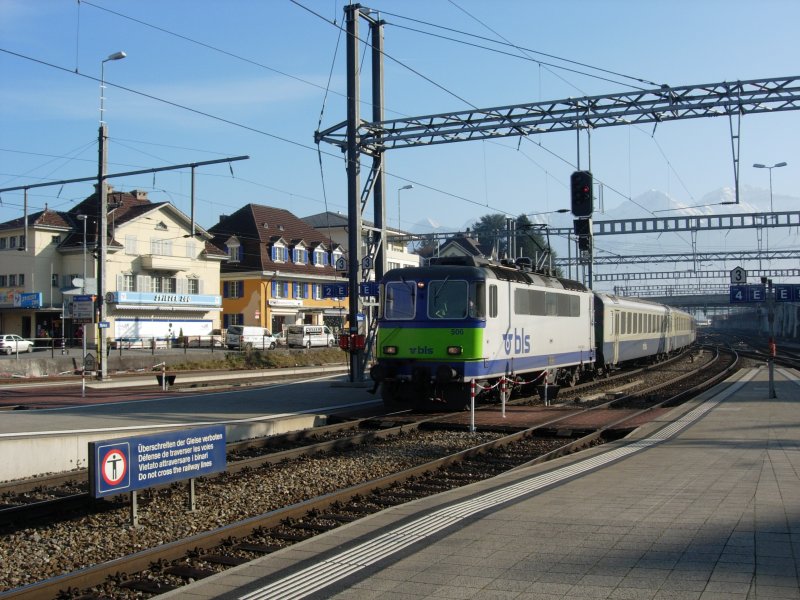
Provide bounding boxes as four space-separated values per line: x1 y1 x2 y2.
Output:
384 280 417 320
429 279 469 319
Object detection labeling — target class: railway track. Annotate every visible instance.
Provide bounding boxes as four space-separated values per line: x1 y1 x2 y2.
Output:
0 346 739 599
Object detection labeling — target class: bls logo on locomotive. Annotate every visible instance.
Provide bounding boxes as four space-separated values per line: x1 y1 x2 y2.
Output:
502 329 531 354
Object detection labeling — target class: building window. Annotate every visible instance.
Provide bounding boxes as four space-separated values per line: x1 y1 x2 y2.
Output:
125 235 137 255
313 284 322 299
52 235 61 244
123 274 135 292
293 248 307 264
9 237 16 249
188 278 199 294
0 238 5 250
271 280 289 299
313 249 329 266
164 277 176 293
226 243 243 263
18 274 23 286
271 245 287 262
185 240 195 258
150 238 172 256
223 280 244 298
223 313 244 328
52 274 59 287
294 282 307 299
9 274 16 286
19 235 25 248
332 251 343 268
0 275 6 287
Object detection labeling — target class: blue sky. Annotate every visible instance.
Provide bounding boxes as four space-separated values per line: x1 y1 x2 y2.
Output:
1 0 798 242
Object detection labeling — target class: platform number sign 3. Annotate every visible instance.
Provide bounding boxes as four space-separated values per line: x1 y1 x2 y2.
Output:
730 266 746 284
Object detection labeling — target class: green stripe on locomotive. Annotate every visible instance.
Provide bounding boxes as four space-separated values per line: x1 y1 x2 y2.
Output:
377 326 484 360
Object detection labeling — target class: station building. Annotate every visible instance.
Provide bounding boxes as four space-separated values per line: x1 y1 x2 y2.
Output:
0 186 226 346
208 204 348 336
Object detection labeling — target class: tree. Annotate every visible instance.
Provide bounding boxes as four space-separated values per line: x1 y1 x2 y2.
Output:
471 213 508 258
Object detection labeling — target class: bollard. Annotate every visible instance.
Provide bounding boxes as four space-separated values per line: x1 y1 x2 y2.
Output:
500 376 507 418
469 379 476 433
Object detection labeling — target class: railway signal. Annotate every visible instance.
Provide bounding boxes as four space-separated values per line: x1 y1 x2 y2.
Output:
570 171 593 217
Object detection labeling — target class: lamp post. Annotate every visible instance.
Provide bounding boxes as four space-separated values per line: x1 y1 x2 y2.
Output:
397 184 413 230
753 161 787 212
97 50 126 380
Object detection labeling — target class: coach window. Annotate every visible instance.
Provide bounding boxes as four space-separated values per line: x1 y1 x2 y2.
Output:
384 280 416 320
489 284 498 318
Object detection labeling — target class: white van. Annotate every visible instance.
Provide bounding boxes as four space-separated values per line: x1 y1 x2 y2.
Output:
226 325 277 350
286 325 336 348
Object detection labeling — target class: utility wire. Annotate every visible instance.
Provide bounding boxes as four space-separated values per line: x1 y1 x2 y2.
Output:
382 5 660 89
289 0 480 110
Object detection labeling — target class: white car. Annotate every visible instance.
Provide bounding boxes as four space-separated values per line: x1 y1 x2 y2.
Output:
0 334 34 355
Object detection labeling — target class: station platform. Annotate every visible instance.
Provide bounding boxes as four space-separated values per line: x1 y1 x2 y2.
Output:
163 365 800 600
0 366 374 482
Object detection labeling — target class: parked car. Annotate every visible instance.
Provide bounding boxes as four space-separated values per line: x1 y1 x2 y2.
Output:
226 326 277 350
0 334 34 355
287 325 336 348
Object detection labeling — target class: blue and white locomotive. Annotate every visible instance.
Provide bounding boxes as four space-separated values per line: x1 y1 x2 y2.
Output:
370 255 695 411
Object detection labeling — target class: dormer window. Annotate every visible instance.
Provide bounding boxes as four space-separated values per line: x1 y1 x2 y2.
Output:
271 244 287 262
293 247 307 264
314 247 328 266
332 249 343 268
226 237 242 263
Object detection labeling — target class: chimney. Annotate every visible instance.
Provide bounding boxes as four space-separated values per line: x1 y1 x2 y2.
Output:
131 189 148 200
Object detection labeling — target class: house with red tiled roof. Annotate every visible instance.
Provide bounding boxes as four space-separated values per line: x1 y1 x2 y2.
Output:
0 185 226 350
208 204 347 335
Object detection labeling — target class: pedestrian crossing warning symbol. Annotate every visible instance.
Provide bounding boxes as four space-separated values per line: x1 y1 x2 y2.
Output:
97 443 130 492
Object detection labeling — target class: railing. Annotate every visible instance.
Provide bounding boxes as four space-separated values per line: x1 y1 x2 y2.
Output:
15 336 226 358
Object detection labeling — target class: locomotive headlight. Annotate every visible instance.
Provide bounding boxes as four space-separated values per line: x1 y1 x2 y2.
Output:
446 346 463 355
383 345 398 355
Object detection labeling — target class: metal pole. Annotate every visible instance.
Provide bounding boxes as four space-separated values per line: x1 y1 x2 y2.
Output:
97 123 108 380
372 16 386 283
345 4 363 382
81 216 87 369
767 279 776 399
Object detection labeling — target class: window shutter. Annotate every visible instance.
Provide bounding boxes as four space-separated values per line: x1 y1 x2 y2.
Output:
223 281 229 297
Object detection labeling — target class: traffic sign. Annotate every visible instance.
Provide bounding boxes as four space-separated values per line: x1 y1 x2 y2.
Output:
730 266 747 284
98 321 110 329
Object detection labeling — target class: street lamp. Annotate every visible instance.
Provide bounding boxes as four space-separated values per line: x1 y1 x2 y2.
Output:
753 161 787 212
397 184 413 230
100 51 126 124
97 50 126 380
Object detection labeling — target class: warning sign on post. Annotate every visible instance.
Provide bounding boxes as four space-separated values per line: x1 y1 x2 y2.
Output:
89 425 226 498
